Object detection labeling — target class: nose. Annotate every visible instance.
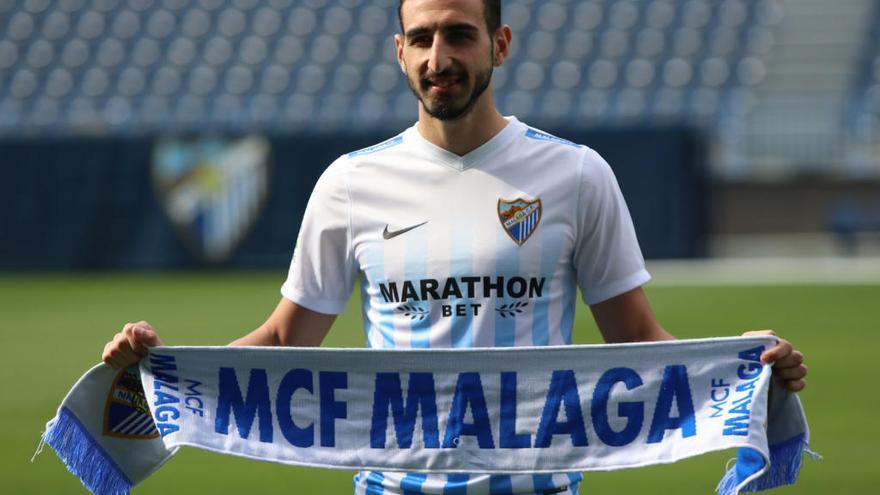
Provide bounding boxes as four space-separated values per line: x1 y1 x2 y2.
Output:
427 33 452 73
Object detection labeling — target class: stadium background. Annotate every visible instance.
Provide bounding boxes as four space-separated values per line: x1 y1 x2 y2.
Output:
1 0 877 493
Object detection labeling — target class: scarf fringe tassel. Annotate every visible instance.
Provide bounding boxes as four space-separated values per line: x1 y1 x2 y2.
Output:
717 434 816 495
43 407 132 495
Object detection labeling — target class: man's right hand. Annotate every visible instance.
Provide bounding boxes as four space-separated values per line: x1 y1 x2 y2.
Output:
102 321 163 369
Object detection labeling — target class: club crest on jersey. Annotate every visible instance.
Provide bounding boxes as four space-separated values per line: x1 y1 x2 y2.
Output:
498 198 542 246
103 366 159 439
152 135 271 263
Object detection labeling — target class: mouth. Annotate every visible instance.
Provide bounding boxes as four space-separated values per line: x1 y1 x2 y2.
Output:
424 75 464 92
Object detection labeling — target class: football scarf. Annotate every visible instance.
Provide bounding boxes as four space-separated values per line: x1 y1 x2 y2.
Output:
38 337 816 494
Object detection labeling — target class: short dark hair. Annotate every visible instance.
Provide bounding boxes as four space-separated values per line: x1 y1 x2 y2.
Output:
398 0 502 34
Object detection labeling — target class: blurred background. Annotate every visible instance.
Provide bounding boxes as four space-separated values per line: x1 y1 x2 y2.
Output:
2 0 880 266
1 0 877 494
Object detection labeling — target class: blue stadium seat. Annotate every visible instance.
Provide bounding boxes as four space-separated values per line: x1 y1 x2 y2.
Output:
0 0 783 135
847 1 880 143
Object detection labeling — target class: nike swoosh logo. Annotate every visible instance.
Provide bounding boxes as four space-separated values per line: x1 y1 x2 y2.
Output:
383 221 428 240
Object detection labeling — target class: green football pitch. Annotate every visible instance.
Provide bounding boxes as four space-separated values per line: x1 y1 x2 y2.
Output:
1 273 874 494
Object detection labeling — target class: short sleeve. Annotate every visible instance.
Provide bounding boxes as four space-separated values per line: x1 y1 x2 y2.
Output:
574 148 651 305
280 158 357 314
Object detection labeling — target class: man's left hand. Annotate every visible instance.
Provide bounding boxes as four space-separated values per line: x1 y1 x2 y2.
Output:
743 330 807 391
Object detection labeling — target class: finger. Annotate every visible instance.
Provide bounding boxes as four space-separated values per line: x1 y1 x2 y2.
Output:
742 329 777 337
103 347 128 369
778 379 806 392
124 323 154 354
118 345 141 364
760 339 793 364
110 332 130 353
102 339 120 363
126 331 146 355
773 364 808 381
130 327 162 354
103 354 121 369
104 328 136 367
103 336 140 368
774 350 805 369
135 320 154 331
136 326 162 347
105 354 127 369
102 341 117 366
116 323 135 350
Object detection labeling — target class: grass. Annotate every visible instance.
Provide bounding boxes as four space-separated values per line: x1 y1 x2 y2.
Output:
1 272 874 494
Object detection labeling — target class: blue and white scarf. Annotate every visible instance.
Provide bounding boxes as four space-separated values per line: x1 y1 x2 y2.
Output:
39 337 816 494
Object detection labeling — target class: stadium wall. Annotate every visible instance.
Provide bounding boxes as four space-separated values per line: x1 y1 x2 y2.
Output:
0 128 708 269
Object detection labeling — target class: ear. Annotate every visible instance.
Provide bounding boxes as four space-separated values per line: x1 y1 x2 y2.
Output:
394 33 407 73
492 25 512 66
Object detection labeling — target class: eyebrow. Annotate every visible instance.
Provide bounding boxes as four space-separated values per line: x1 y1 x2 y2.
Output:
404 22 480 39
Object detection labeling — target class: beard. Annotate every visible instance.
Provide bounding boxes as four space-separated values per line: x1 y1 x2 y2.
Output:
406 58 494 121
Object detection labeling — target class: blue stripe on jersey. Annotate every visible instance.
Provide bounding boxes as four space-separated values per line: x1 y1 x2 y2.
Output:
365 471 385 495
531 232 562 346
359 273 374 345
568 471 584 490
401 473 427 494
348 136 404 157
443 474 469 495
364 243 395 348
494 237 519 348
524 128 579 148
489 474 513 494
448 229 473 348
533 474 555 492
559 271 576 345
405 228 431 348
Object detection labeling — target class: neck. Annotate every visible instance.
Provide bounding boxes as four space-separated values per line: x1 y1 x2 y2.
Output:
416 89 509 156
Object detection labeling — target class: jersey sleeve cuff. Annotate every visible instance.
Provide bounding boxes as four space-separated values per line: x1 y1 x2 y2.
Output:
582 269 652 306
280 283 349 315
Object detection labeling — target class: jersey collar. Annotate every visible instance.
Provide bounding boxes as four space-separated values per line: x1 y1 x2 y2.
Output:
405 116 523 171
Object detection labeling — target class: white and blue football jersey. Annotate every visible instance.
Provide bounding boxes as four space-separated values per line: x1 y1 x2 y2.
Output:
282 117 650 494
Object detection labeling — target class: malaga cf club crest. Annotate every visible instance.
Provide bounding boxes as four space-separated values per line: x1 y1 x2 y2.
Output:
152 135 271 263
103 366 159 439
498 198 542 246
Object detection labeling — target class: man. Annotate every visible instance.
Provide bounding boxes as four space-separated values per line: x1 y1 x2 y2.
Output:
103 1 808 494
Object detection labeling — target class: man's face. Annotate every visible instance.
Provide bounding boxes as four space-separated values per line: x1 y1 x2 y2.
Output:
395 0 496 121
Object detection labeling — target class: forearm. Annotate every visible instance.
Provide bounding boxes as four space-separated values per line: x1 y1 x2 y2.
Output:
598 313 674 343
229 325 281 347
228 298 335 348
590 287 675 343
623 319 675 342
228 322 329 347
